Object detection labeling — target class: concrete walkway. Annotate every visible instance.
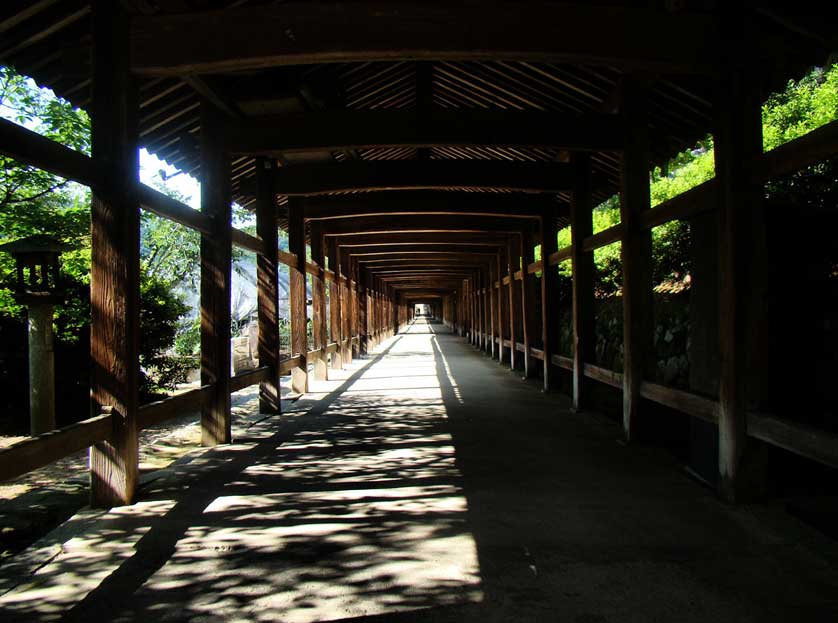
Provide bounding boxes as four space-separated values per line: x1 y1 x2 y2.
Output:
2 319 837 622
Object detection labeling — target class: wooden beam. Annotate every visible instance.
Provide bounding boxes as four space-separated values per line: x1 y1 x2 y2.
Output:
334 232 516 247
89 0 140 508
0 116 99 188
619 78 653 442
199 101 233 446
256 157 281 413
131 3 719 76
231 228 262 255
321 214 537 236
276 161 576 196
288 198 309 392
228 110 624 154
138 184 212 234
571 153 594 410
302 192 553 220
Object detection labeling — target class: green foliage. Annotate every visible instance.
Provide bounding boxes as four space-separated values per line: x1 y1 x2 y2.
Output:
139 271 190 394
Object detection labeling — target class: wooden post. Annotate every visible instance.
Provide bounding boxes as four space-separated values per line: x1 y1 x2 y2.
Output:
520 231 538 378
715 53 769 501
310 221 328 380
497 252 505 363
199 102 233 447
620 78 654 441
571 153 595 410
341 253 352 365
288 198 308 393
89 0 141 507
540 209 560 391
359 267 368 355
489 262 496 357
507 238 519 370
328 237 344 368
256 157 281 412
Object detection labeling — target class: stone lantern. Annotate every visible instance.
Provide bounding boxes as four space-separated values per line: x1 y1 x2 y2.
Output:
0 235 71 435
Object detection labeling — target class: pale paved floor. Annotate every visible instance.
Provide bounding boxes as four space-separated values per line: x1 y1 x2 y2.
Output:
1 319 837 622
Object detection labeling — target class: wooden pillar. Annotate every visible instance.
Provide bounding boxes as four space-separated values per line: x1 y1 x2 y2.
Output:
507 238 519 370
341 253 352 364
541 210 560 391
620 78 654 441
571 153 595 410
288 198 308 393
715 55 769 502
255 157 281 412
488 262 496 357
309 221 328 380
89 0 141 507
327 238 343 369
199 102 233 446
520 231 538 378
359 269 368 355
497 252 505 363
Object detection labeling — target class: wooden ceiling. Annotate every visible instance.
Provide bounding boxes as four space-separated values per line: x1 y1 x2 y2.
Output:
1 1 833 291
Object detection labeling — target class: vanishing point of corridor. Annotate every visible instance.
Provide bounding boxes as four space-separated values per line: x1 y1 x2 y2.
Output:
2 319 838 621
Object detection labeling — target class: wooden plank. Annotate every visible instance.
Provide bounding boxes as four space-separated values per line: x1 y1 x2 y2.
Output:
138 184 212 234
638 180 716 231
277 249 298 267
620 78 653 442
516 342 526 353
199 101 233 447
279 355 302 375
571 153 595 410
0 116 100 188
583 223 623 252
639 381 719 424
138 386 212 430
0 414 112 483
276 161 576 196
255 157 280 413
527 261 542 275
547 246 572 266
305 261 319 277
551 354 574 370
228 110 624 154
529 347 544 361
131 3 719 76
302 192 555 220
231 228 262 255
230 366 271 393
747 413 838 470
583 363 623 389
288 198 309 393
89 0 141 508
758 118 838 181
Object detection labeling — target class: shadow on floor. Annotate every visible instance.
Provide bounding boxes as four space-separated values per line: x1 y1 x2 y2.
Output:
2 319 838 622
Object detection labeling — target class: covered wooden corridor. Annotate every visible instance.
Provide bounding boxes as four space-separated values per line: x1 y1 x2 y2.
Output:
1 1 838 620
3 317 837 621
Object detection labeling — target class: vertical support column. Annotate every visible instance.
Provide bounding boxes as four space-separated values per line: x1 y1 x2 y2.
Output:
328 237 343 369
89 0 140 507
256 157 281 412
507 238 519 370
520 231 537 378
497 251 505 363
359 269 368 355
341 253 352 364
309 222 328 380
489 262 496 358
199 102 233 447
288 198 308 394
571 153 595 411
715 54 769 502
541 210 560 391
620 78 654 441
